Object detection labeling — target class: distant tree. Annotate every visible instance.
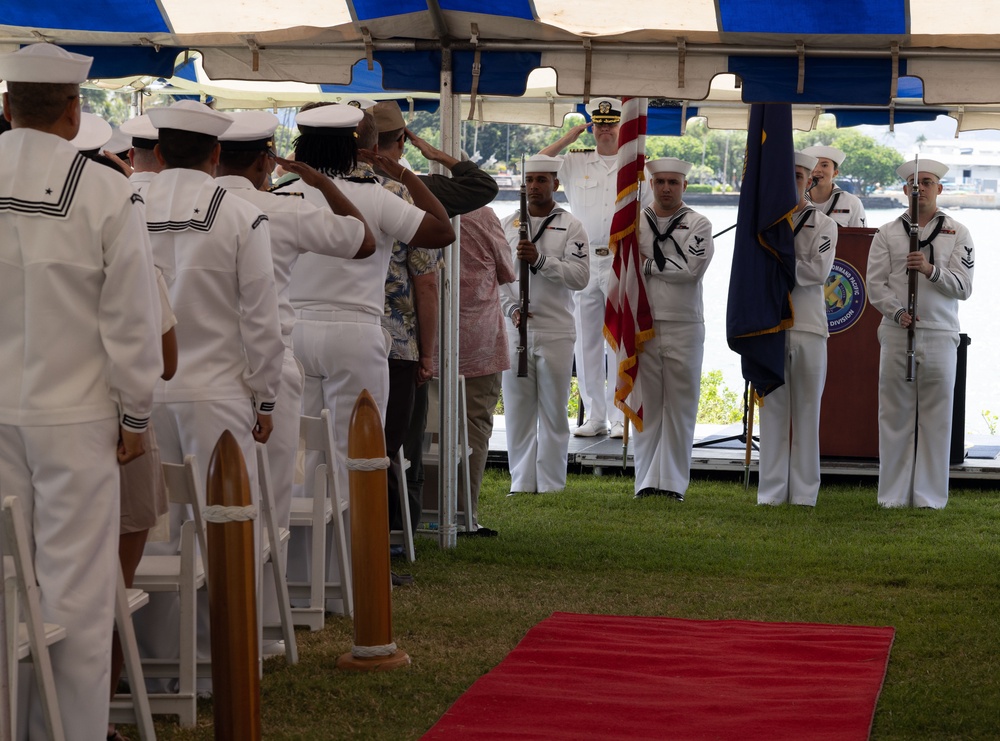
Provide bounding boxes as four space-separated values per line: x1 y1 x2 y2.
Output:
834 131 904 195
794 122 903 195
81 89 131 126
273 124 296 159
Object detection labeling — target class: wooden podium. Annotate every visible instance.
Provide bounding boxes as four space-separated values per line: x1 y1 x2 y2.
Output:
819 227 880 459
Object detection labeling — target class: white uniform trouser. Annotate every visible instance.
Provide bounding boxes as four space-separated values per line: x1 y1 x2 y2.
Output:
758 331 827 506
502 329 575 492
291 312 389 611
633 321 704 496
877 326 958 509
262 345 303 626
0 419 119 741
574 254 622 427
138 399 259 687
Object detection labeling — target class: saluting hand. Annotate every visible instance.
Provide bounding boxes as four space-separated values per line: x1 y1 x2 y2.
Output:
272 156 330 190
357 149 407 181
566 122 591 142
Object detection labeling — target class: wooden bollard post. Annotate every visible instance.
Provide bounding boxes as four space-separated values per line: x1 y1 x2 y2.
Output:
206 430 261 739
337 389 410 671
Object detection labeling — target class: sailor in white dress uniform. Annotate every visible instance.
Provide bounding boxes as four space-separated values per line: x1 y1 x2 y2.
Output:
140 100 284 679
0 44 161 740
500 154 590 493
119 112 162 195
216 111 373 537
633 158 715 501
286 105 453 607
216 110 375 633
867 158 974 509
758 152 838 507
801 145 866 228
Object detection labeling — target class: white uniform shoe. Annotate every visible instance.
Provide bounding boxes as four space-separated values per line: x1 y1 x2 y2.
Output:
609 421 625 439
574 420 610 437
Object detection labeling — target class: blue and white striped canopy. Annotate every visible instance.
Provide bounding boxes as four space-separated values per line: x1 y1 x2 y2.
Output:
3 1 999 131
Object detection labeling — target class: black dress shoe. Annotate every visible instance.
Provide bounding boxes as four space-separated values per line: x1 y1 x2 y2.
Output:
659 489 684 502
391 571 414 586
635 487 658 499
475 526 498 537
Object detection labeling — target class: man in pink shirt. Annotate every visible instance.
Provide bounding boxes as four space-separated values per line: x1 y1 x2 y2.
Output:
455 206 516 535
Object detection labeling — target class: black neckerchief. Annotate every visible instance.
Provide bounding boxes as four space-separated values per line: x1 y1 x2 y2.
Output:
526 210 562 274
823 191 842 215
643 206 692 270
900 213 945 265
793 206 814 236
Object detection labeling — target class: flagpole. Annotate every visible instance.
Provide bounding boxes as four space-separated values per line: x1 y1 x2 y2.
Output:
622 419 629 468
744 384 755 489
621 175 644 471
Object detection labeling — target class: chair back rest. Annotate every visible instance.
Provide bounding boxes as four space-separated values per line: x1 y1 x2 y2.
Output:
300 410 339 503
425 378 440 438
299 409 336 460
1 496 68 740
423 375 468 448
161 456 209 575
1 497 37 602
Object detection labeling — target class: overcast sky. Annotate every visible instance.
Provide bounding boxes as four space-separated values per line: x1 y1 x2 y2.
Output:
857 115 1000 156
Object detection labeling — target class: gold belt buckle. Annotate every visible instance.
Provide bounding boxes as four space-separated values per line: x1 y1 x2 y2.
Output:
594 247 610 257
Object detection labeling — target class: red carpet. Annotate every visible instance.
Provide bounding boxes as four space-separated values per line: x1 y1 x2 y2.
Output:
422 611 894 741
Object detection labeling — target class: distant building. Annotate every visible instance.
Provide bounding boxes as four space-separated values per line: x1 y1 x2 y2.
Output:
919 140 1000 193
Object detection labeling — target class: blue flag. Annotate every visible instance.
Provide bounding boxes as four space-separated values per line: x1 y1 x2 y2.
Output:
726 103 798 398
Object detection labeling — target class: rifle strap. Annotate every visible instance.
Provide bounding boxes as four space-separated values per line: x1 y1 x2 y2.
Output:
527 212 561 274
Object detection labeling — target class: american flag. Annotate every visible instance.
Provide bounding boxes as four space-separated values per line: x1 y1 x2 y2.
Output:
603 96 654 431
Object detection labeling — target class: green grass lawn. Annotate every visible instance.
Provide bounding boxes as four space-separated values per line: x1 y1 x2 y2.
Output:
144 469 1000 740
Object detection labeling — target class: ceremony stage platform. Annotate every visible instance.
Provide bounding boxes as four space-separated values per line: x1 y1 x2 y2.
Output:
486 417 1000 483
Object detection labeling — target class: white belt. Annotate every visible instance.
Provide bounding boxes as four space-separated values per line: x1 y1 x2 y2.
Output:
296 308 381 325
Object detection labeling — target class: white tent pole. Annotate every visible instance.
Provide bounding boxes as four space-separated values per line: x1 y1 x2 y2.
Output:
0 550 10 741
437 48 459 550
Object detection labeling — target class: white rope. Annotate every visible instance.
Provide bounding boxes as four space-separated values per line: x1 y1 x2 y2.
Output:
346 456 390 471
202 505 257 523
352 642 397 658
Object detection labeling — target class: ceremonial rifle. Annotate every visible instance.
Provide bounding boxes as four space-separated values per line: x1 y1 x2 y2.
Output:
906 155 919 382
517 154 530 378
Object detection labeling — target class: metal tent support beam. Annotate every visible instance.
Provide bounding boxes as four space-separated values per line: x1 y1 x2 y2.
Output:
437 48 459 550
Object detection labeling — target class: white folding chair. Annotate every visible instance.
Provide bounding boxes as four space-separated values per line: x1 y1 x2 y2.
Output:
255 443 298 665
419 376 475 534
287 409 353 629
131 456 208 727
108 566 157 740
1 495 67 741
388 449 416 562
